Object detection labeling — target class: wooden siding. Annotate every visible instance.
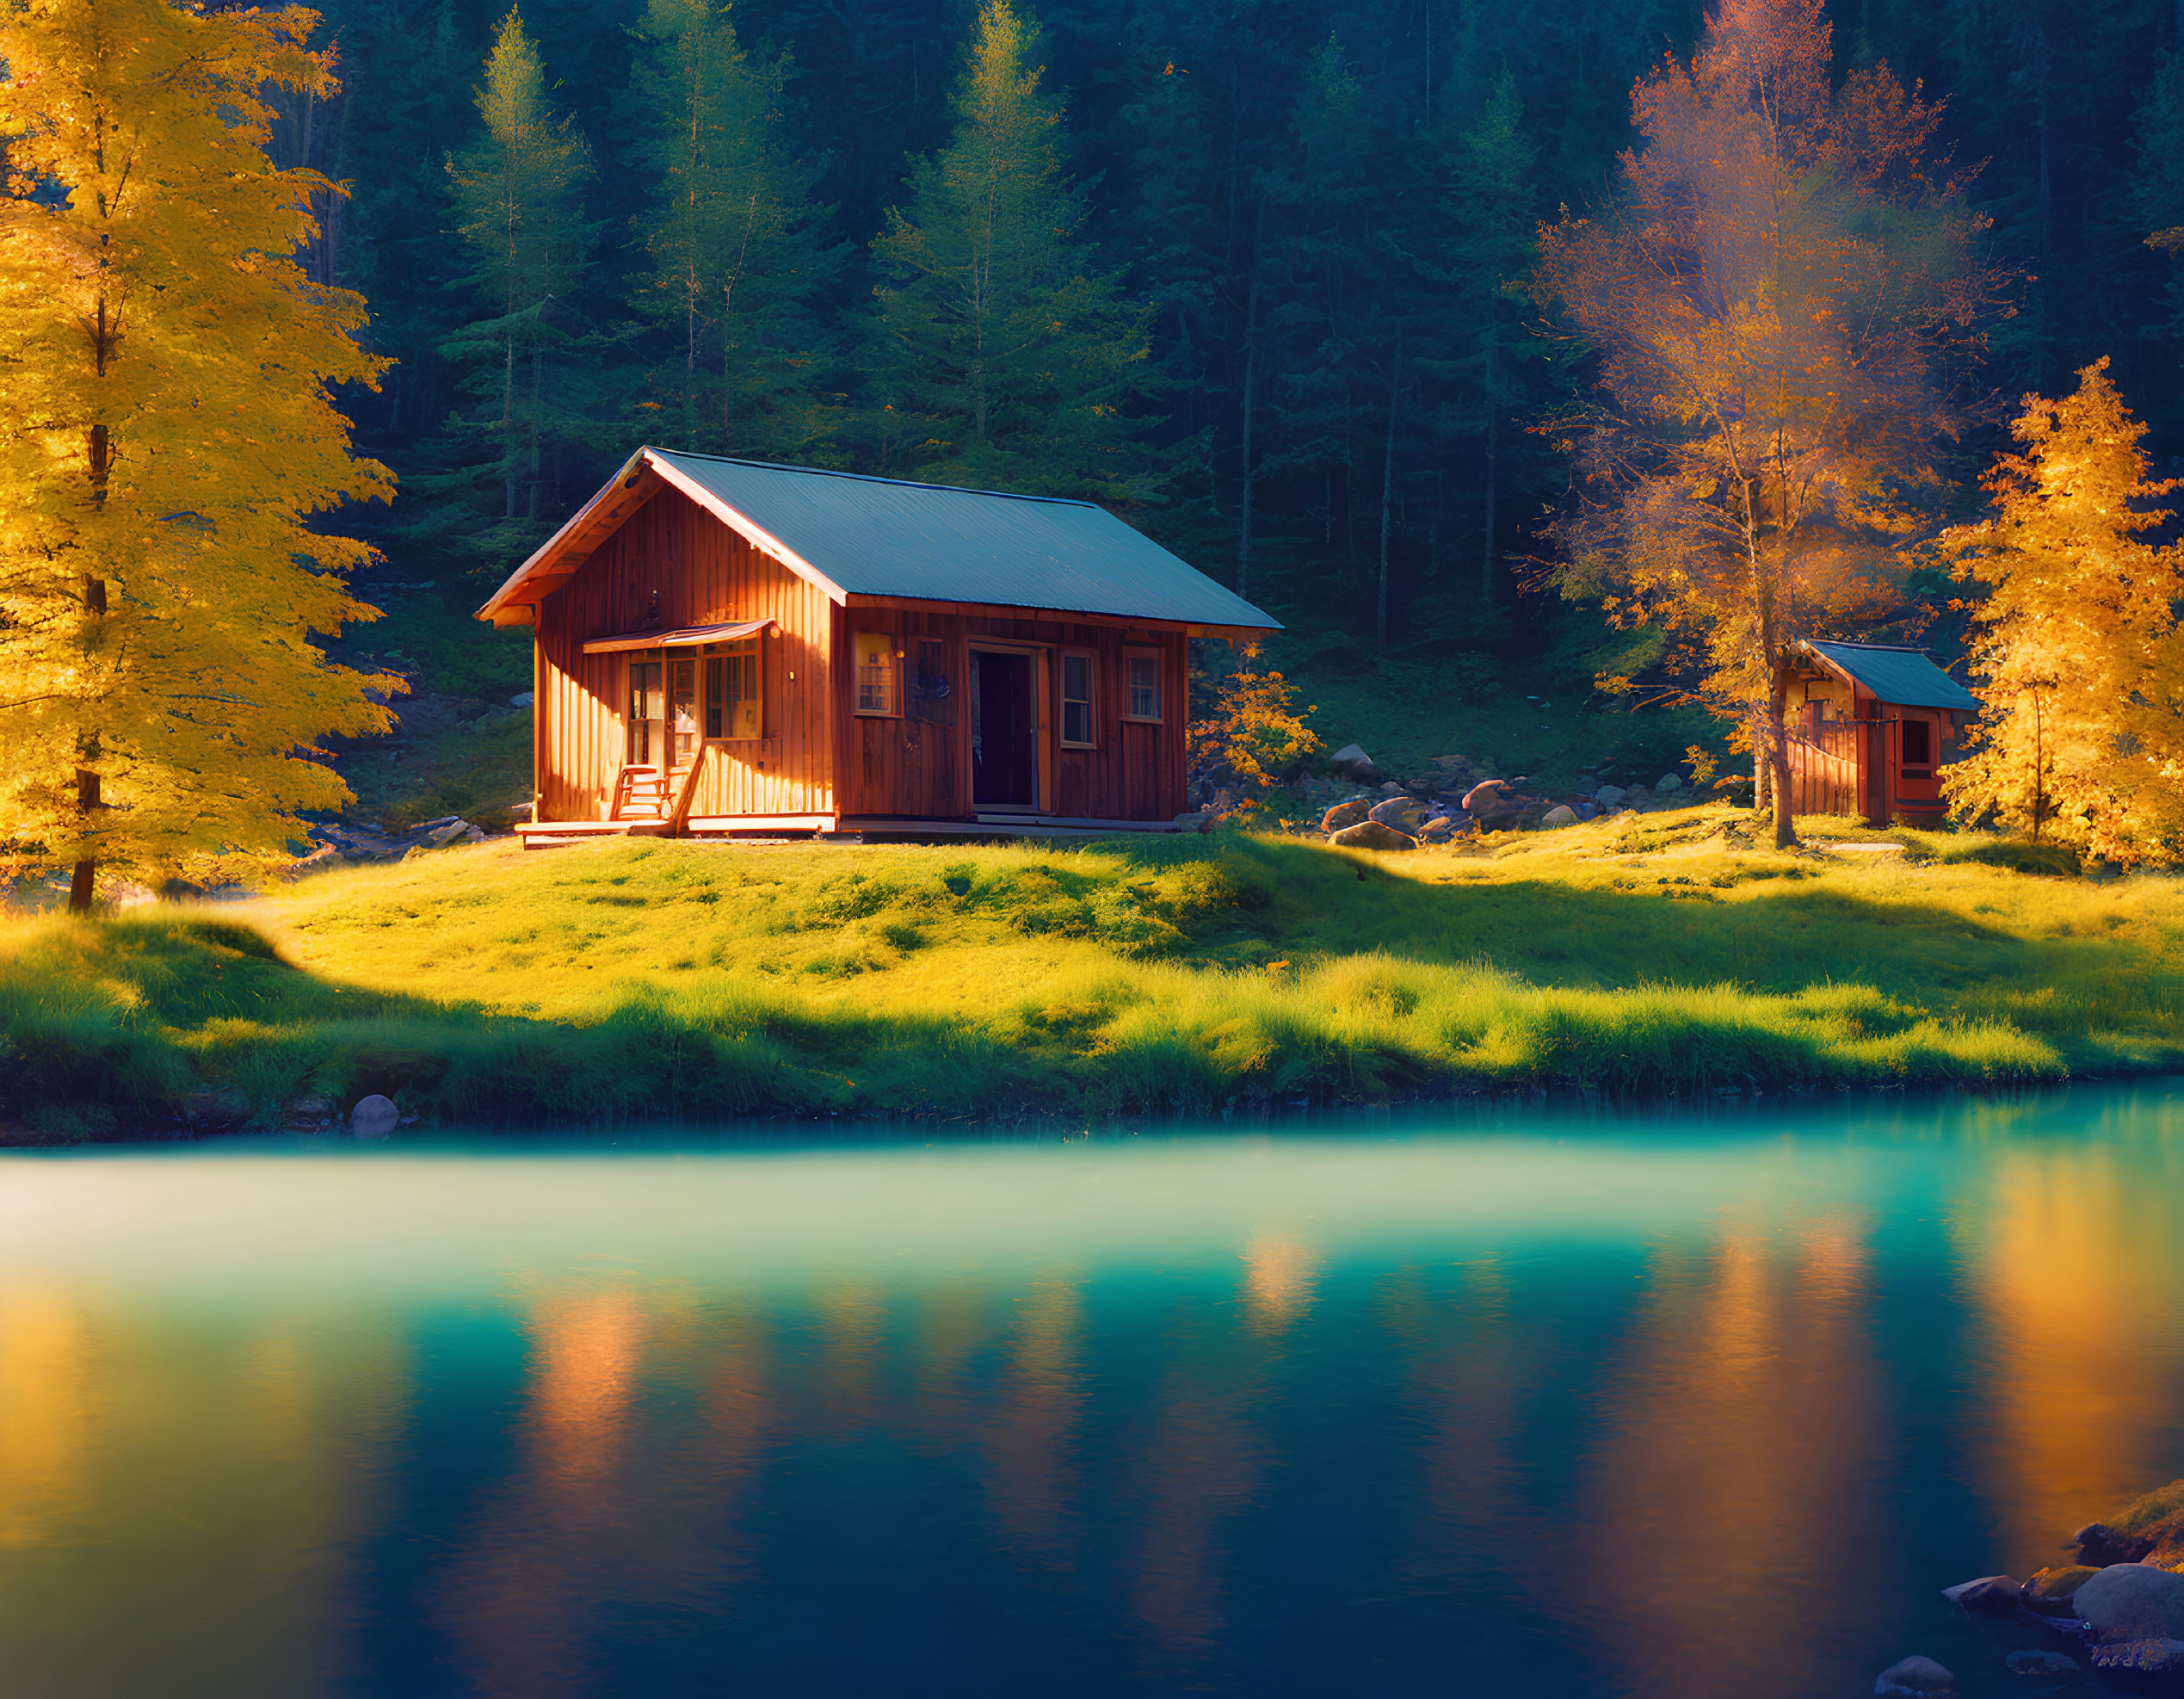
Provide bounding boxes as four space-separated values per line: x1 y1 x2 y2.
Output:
831 600 1190 821
532 488 836 823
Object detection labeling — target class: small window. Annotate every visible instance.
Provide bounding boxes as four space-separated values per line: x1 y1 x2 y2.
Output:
854 631 901 716
627 658 663 764
703 637 762 740
1902 719 1932 769
669 658 700 763
1060 652 1095 747
1123 651 1161 722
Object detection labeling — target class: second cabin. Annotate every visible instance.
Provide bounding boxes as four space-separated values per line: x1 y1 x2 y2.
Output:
476 449 1280 842
1782 640 1983 827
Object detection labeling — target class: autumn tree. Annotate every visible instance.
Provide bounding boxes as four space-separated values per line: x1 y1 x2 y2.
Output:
1943 360 2184 862
0 0 398 907
624 0 844 460
1534 0 2007 847
420 8 597 566
863 0 1163 500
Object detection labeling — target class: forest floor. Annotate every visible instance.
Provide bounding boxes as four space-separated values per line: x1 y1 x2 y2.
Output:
7 805 2180 1140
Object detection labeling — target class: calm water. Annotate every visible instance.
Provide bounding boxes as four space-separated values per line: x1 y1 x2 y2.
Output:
3 1091 2183 1697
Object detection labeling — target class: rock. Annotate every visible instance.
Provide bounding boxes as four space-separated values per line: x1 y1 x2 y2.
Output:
2003 1649 2079 1677
2021 1565 2099 1616
1943 1575 2022 1616
1418 816 1459 841
1328 743 1376 779
283 1094 335 1132
1625 783 1651 803
1367 795 1418 830
1377 781 1405 797
1173 811 1213 834
2088 1638 2184 1675
2076 1561 2184 1642
1595 784 1627 808
159 877 207 900
1874 1654 1956 1697
1322 799 1373 833
182 1090 252 1133
1461 779 1515 815
421 819 471 848
511 690 534 707
461 825 485 843
1330 819 1416 852
350 1095 399 1140
2082 1481 2184 1567
509 801 534 822
1656 772 1683 793
1541 804 1578 829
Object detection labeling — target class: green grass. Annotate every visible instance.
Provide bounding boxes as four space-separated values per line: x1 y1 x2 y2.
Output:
4 807 2180 1134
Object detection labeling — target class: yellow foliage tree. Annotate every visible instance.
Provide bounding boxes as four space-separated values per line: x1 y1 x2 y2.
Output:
0 0 398 908
1943 359 2184 862
1188 645 1321 803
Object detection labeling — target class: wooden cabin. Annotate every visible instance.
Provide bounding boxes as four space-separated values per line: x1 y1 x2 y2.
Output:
474 448 1280 843
1781 640 1982 826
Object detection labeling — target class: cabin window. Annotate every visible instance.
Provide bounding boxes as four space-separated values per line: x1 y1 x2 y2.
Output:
1060 652 1096 747
703 636 762 741
854 631 901 716
1123 650 1162 722
669 658 700 763
627 659 664 765
1901 718 1932 770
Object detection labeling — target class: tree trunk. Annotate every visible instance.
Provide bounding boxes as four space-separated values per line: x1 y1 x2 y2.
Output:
1238 269 1259 601
1480 407 1498 604
1377 342 1401 650
1768 660 1797 850
67 767 99 915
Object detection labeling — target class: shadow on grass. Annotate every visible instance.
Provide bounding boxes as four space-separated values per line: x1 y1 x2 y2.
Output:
9 842 2178 1139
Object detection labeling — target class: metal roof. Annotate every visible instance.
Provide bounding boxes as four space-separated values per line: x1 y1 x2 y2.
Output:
582 619 771 654
1805 641 1982 712
647 450 1279 628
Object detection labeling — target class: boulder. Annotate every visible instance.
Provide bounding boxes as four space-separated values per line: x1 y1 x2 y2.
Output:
1541 804 1578 829
2080 1480 2184 1567
510 690 534 707
1656 772 1683 793
1942 1575 2021 1616
350 1094 399 1140
283 1094 336 1133
1174 811 1214 834
2076 1561 2184 1643
1322 799 1373 833
509 801 535 822
1367 796 1419 830
1331 819 1416 852
1461 780 1520 825
1595 784 1627 808
1625 783 1651 803
2003 1649 2079 1676
1328 743 1377 779
1874 1654 1956 1696
2021 1565 2099 1617
2088 1638 2184 1675
1418 817 1459 842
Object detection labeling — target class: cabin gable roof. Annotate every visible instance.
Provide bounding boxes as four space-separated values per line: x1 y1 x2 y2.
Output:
1802 640 1982 713
477 448 1280 633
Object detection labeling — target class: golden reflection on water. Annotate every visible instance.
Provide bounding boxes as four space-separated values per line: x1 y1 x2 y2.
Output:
1968 1134 2184 1563
1241 1234 1323 1336
0 1285 89 1549
984 1273 1086 1569
1574 1211 1884 1698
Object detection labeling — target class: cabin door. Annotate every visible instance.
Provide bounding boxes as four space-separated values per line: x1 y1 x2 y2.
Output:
970 647 1040 808
626 658 666 766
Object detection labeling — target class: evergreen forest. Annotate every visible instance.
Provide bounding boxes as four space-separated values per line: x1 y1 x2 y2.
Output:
293 0 2184 690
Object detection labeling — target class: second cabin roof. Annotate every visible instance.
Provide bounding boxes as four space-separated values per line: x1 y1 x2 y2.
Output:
477 448 1281 633
1803 640 1982 713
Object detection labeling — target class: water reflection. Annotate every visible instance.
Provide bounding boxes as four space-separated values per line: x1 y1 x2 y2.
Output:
0 1091 2178 1697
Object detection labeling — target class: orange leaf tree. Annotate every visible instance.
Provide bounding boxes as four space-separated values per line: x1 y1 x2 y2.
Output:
1533 0 2010 846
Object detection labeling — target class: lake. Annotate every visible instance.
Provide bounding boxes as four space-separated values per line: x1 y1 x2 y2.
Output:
2 1088 2181 1697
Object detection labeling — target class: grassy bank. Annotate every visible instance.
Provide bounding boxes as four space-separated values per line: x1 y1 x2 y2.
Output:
5 806 2181 1136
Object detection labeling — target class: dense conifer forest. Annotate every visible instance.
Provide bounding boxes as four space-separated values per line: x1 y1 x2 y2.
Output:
281 0 2184 663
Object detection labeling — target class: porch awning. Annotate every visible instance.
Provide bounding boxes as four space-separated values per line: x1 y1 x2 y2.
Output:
581 619 773 655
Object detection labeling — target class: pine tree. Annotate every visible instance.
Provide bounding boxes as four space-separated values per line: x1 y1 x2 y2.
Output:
625 0 844 461
0 0 399 906
419 8 599 569
864 0 1163 500
1944 360 2184 862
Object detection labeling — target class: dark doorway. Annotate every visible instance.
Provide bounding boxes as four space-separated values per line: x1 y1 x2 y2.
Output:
971 649 1038 807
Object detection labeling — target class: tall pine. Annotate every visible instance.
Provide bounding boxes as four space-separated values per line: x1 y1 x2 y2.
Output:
624 0 844 461
863 0 1163 501
0 0 398 904
1944 360 2184 862
417 8 599 570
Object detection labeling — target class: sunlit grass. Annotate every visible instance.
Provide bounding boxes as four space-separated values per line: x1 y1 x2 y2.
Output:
3 803 2180 1132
